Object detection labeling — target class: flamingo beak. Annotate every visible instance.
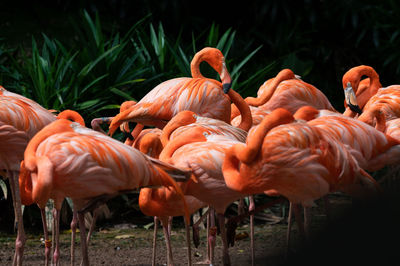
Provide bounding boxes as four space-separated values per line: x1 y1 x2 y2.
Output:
344 83 362 115
220 62 232 93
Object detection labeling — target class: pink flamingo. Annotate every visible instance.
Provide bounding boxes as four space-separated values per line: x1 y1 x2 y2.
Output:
0 86 56 265
19 118 191 266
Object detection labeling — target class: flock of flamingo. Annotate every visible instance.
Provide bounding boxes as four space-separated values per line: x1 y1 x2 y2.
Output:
2 47 400 266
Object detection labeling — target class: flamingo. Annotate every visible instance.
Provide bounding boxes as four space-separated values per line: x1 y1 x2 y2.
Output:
158 124 251 266
230 68 336 125
136 112 248 265
108 47 251 135
0 85 56 266
342 65 382 117
294 106 400 172
18 118 191 266
139 185 206 266
222 108 381 234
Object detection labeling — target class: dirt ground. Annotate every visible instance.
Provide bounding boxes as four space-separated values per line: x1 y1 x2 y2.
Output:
3 192 400 266
0 194 357 266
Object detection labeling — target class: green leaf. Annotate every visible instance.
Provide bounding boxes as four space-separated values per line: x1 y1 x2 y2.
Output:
110 87 136 100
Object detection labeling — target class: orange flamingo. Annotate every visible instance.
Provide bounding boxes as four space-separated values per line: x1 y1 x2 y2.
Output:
230 69 336 124
294 106 400 172
108 47 251 135
139 185 206 266
19 118 191 266
158 125 250 266
342 65 382 117
223 107 380 219
0 86 56 266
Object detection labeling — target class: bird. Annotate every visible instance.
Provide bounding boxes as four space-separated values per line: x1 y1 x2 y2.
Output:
139 185 206 266
108 47 251 135
341 65 382 117
0 85 56 266
294 106 400 172
158 125 249 266
357 87 400 128
160 110 248 146
230 68 336 124
18 118 191 266
223 108 382 248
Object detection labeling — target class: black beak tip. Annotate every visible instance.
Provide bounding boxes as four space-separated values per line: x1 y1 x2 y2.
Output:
348 103 363 115
223 83 231 94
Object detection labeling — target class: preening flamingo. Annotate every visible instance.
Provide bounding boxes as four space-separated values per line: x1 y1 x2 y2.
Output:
0 86 56 266
342 65 382 117
294 106 400 172
108 47 251 135
230 68 336 124
18 118 191 266
223 107 380 208
159 126 250 266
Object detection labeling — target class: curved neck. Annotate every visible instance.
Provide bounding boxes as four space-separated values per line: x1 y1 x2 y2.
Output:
246 69 295 107
359 108 386 132
235 108 294 164
160 111 197 146
191 59 206 79
355 67 381 94
159 129 207 161
293 106 320 121
24 120 73 171
227 89 252 131
57 110 85 126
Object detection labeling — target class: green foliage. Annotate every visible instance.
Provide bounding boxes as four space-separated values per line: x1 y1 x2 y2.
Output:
0 10 273 122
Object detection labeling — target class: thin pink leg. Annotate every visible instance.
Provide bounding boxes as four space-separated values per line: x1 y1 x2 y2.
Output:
70 209 78 266
184 218 192 266
217 213 231 266
152 216 159 266
208 209 216 265
248 196 255 266
40 208 51 266
9 171 26 266
286 202 294 256
161 218 174 266
53 209 61 266
86 209 98 245
78 212 89 266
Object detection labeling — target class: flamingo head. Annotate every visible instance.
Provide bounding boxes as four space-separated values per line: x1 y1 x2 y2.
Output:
191 47 232 93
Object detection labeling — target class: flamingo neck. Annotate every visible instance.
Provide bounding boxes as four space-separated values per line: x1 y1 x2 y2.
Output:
57 110 85 126
227 89 252 131
236 108 294 164
245 69 295 107
159 129 207 161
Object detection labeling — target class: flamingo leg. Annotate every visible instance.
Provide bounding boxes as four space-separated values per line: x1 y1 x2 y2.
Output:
184 218 192 266
86 209 99 245
192 208 210 248
292 203 306 240
77 212 89 266
208 209 216 266
40 208 51 266
53 208 61 266
168 216 173 237
70 209 78 266
286 202 294 256
152 216 159 266
248 196 255 266
161 218 174 266
217 213 231 266
9 171 26 266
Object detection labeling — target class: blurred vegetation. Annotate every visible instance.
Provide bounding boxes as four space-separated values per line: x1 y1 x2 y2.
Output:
1 0 400 231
